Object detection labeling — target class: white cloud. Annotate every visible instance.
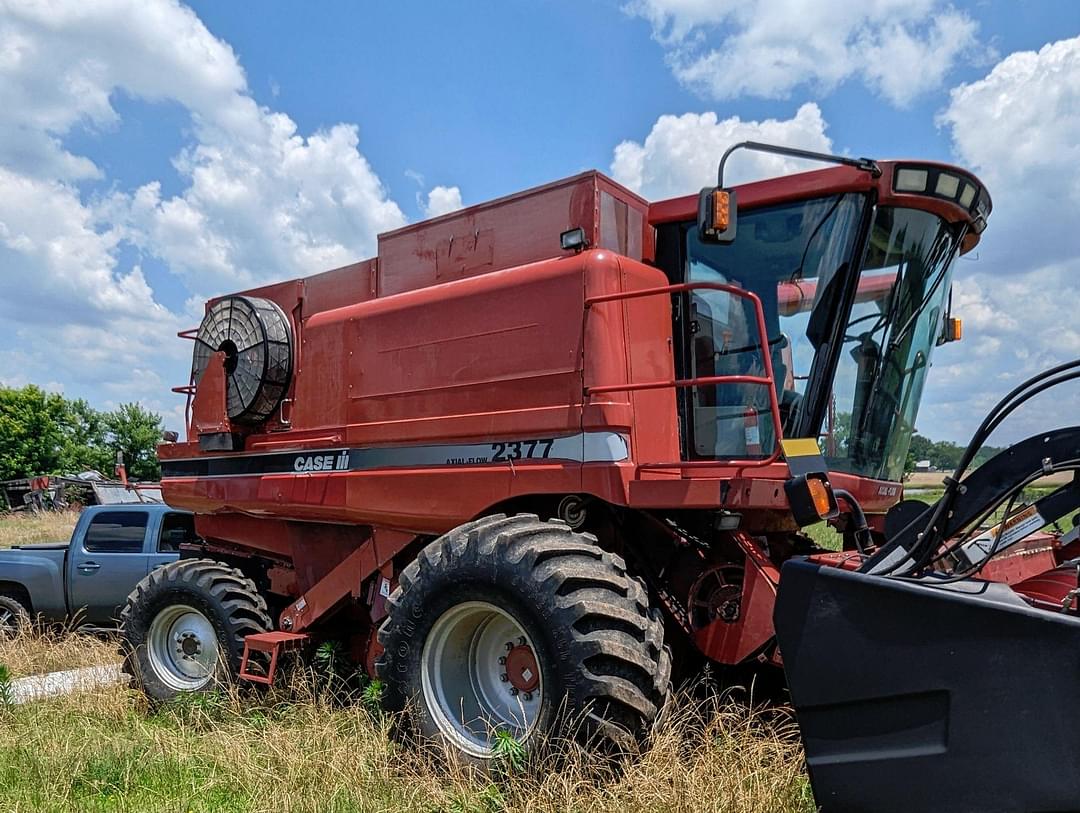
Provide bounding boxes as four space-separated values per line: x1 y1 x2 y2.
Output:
127 114 406 294
625 0 978 106
919 262 1080 444
423 185 464 218
939 36 1080 272
917 36 1080 443
0 0 405 423
611 102 831 199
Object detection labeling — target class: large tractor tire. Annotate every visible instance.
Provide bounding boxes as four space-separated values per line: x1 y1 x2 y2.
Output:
120 559 272 702
376 514 671 760
0 594 30 637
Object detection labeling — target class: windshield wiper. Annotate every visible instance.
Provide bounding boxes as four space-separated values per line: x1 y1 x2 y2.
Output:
886 239 954 352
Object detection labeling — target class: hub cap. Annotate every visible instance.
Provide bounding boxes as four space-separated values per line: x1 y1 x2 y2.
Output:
421 601 543 757
147 605 219 691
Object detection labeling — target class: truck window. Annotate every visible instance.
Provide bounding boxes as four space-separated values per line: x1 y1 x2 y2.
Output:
84 511 148 553
158 513 198 552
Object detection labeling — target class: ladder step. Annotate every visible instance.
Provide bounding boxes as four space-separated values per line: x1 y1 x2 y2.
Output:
239 631 309 685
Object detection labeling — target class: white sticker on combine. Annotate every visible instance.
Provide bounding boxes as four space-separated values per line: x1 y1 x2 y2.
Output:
379 578 391 598
960 504 1045 564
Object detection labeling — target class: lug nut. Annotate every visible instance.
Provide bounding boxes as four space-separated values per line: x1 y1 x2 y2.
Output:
517 636 526 646
509 687 519 696
523 691 533 701
500 673 509 682
498 656 507 665
505 641 514 651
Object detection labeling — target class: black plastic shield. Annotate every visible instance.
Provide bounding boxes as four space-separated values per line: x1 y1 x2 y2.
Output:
775 559 1080 813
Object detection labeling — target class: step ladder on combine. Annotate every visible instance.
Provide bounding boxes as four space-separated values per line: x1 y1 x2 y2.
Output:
238 631 309 685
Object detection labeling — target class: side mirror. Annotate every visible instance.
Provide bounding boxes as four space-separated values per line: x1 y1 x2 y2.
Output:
697 187 737 244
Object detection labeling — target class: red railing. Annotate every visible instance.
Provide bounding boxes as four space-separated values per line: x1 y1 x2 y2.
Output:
584 281 784 469
174 328 199 432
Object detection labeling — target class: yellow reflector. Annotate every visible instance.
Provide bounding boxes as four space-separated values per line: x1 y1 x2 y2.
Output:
807 477 833 518
951 317 962 341
781 438 822 458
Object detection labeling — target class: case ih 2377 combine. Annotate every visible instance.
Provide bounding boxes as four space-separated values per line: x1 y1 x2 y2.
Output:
123 142 1080 810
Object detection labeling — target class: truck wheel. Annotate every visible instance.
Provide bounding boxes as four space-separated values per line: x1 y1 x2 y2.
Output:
120 559 272 701
0 594 30 637
376 514 671 760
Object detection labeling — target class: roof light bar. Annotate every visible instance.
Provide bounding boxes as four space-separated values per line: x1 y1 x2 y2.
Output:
892 163 992 233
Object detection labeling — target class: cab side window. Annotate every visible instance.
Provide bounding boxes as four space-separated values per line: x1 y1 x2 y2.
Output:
158 512 198 553
84 511 148 553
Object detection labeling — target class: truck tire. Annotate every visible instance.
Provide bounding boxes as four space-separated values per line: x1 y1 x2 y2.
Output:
120 559 272 701
376 514 671 760
0 594 30 637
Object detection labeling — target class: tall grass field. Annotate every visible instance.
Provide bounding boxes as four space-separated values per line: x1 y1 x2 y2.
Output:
0 480 1061 811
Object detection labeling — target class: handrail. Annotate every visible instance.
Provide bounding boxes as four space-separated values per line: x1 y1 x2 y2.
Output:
584 281 784 469
173 328 200 435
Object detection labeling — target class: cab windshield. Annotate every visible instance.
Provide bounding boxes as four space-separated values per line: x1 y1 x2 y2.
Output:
685 198 962 481
826 207 962 480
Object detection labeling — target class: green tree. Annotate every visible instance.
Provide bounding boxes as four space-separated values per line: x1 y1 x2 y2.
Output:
903 432 1003 474
104 402 163 481
57 398 113 475
0 385 69 480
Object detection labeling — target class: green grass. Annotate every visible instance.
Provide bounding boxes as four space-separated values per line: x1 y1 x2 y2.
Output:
0 680 815 813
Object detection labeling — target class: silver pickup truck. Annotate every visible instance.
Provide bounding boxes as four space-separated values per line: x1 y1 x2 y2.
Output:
0 504 188 632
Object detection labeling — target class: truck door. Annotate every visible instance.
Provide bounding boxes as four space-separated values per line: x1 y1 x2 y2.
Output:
68 509 149 625
149 512 193 571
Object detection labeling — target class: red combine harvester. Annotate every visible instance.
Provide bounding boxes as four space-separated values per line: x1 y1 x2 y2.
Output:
125 142 1080 810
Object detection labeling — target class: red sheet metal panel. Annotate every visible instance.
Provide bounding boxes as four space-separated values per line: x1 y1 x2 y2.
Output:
376 171 648 296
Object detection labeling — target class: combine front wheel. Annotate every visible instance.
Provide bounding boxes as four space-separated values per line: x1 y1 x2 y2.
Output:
376 514 671 760
120 559 272 701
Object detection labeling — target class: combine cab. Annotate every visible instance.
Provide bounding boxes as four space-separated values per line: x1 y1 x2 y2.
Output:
121 140 1079 807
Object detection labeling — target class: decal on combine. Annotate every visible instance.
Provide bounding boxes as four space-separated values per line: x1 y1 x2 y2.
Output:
293 451 351 472
960 504 1045 565
161 431 629 479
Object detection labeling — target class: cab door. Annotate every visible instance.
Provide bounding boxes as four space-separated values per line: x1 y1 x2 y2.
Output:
68 509 149 625
148 511 191 572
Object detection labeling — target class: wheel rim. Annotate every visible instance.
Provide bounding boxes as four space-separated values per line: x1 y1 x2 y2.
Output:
147 604 220 691
0 607 17 636
421 601 543 757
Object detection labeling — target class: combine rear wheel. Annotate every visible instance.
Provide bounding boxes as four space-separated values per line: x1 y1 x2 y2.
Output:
120 559 272 701
376 514 671 760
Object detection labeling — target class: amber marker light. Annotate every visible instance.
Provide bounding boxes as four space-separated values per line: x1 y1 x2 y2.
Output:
785 472 840 527
711 189 731 231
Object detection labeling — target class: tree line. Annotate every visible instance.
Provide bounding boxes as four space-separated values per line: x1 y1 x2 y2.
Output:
0 385 164 482
906 433 1003 473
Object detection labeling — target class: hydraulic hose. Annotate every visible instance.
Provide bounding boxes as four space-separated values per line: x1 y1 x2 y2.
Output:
833 488 872 555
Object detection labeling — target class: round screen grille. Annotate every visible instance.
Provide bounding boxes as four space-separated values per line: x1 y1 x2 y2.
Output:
191 296 293 424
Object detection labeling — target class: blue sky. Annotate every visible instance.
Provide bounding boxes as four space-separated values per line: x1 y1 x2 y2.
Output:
2 0 1080 446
